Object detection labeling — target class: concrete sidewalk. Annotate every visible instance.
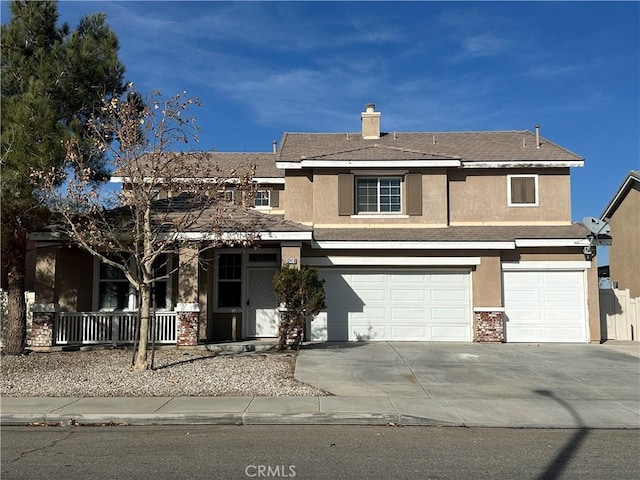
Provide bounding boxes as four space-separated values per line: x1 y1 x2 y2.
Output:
2 341 639 429
2 394 638 428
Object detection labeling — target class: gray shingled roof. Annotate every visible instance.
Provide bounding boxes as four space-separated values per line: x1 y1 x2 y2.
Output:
278 131 583 163
115 152 282 179
313 224 589 242
203 152 282 178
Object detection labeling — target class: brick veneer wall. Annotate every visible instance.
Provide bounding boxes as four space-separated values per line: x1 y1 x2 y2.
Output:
176 303 200 347
474 309 505 343
31 304 58 348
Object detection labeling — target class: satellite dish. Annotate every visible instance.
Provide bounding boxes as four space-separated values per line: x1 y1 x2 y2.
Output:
583 216 612 247
583 216 611 236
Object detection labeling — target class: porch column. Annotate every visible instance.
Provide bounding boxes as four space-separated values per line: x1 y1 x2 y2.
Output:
176 244 200 347
175 302 200 347
30 303 58 349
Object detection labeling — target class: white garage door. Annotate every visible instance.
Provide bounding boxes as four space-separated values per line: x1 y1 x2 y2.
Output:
503 270 587 342
319 269 471 341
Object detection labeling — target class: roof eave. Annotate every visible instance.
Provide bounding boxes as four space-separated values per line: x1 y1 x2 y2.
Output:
600 172 640 220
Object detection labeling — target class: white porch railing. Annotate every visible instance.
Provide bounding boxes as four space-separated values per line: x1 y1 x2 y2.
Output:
55 312 177 346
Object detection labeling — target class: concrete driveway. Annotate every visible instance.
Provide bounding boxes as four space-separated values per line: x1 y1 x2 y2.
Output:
295 341 640 401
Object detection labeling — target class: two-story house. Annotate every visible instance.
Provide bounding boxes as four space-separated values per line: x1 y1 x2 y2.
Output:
29 104 599 348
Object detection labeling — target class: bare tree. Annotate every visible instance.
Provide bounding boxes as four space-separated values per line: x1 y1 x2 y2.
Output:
34 86 258 371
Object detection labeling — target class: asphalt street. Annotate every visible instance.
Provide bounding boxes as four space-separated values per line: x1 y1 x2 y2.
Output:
2 425 639 480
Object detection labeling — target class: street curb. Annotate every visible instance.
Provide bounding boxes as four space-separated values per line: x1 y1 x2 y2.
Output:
4 413 638 428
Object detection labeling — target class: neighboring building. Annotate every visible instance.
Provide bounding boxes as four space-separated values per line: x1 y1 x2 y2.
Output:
29 104 600 348
600 171 640 297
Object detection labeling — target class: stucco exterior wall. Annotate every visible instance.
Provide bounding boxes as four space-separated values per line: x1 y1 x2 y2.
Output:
608 184 640 297
472 254 502 307
449 169 572 224
309 169 449 226
283 170 313 224
56 248 93 312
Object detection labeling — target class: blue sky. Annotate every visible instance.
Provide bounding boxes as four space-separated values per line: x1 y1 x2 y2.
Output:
2 1 639 263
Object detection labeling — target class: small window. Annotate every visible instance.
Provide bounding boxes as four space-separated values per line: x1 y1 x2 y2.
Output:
508 175 538 206
254 190 270 208
217 253 242 308
217 189 235 203
356 177 401 213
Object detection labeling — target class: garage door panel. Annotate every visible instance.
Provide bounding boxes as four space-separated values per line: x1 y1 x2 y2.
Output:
390 274 427 285
351 324 386 341
544 291 582 303
432 308 468 322
320 269 471 342
356 288 387 302
391 289 426 301
505 290 543 303
431 325 470 341
391 307 426 320
507 272 543 286
503 270 586 343
430 288 469 303
391 325 428 339
350 274 386 285
432 274 468 285
352 307 386 320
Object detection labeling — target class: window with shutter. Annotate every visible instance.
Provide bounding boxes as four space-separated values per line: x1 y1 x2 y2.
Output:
508 174 538 206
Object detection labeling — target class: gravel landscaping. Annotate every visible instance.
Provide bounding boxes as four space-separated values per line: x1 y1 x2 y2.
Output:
0 349 328 397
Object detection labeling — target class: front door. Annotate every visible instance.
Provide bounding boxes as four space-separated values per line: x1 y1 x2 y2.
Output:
246 268 279 337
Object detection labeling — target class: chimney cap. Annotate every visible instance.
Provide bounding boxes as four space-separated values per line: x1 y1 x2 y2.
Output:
365 103 376 112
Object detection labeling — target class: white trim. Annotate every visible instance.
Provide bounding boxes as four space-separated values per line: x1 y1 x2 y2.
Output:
350 169 409 175
600 174 639 219
515 238 591 247
501 261 591 271
350 214 410 219
253 177 285 184
276 159 461 169
110 176 284 185
507 174 539 207
473 307 506 312
312 240 515 250
172 231 312 241
303 256 481 266
175 302 200 312
463 160 584 169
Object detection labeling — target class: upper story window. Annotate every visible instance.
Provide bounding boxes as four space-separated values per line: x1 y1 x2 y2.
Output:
508 174 538 207
254 190 270 208
338 173 422 216
356 177 401 213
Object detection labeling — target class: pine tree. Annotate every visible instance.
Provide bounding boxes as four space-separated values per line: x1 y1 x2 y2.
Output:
1 1 126 353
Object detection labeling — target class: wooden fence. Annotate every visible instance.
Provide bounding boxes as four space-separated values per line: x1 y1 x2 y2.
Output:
599 288 639 341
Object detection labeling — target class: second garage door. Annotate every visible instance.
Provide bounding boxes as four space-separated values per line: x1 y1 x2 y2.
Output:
503 270 587 343
320 269 471 342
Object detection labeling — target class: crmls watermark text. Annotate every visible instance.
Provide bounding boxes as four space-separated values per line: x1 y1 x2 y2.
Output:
245 464 296 478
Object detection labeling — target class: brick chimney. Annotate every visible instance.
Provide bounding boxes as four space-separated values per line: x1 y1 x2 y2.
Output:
361 103 381 139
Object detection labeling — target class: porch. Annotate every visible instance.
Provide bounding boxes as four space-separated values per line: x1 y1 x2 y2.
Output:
30 304 201 349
